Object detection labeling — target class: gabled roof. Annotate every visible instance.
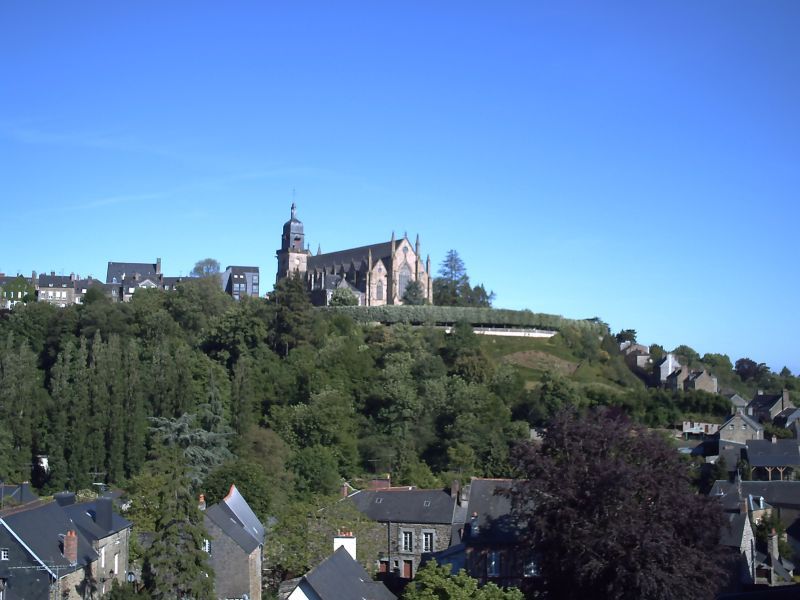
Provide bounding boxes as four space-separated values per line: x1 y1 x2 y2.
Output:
745 440 800 468
719 511 748 548
62 499 132 543
712 480 800 509
205 485 265 554
38 274 73 288
0 501 97 575
299 547 396 600
748 393 784 412
348 488 455 524
721 412 763 432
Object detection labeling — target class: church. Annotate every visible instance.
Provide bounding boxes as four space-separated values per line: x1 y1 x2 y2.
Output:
276 203 433 306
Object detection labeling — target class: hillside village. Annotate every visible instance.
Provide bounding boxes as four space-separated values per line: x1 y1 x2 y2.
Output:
1 208 799 599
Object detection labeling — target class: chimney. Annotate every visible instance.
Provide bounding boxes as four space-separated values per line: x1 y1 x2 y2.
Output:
95 496 113 532
783 389 791 410
769 528 779 560
340 483 350 498
450 480 461 500
54 491 76 506
63 530 78 564
198 494 206 511
772 435 777 444
156 258 162 275
333 530 357 560
51 271 55 277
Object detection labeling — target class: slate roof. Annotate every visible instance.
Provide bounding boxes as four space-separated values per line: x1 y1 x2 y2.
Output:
745 440 800 468
0 483 38 506
62 498 132 543
348 488 455 524
38 273 73 287
308 241 399 273
719 511 748 548
297 546 396 600
0 501 97 575
106 261 159 283
224 265 259 275
464 479 522 544
748 393 785 413
721 413 763 432
205 485 265 554
712 480 800 509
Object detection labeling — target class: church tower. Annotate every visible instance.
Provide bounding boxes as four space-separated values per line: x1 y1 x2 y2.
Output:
276 202 308 283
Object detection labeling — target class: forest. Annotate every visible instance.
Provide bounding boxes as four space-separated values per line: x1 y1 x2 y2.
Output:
0 271 797 592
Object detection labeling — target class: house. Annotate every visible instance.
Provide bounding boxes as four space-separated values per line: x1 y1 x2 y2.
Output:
106 259 164 301
221 266 260 300
427 478 538 592
774 408 800 433
0 275 34 310
280 544 395 600
72 277 114 304
619 342 651 370
723 392 749 415
745 439 800 481
36 272 78 307
202 485 265 600
748 390 794 424
717 494 756 589
683 421 721 437
720 412 764 445
0 492 131 599
655 353 682 384
276 203 433 306
347 483 456 580
686 370 719 394
666 367 691 391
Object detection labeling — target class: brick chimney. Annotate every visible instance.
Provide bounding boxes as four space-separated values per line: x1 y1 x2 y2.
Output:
450 480 460 500
156 258 162 275
769 528 779 560
63 530 78 564
198 494 206 511
340 483 350 498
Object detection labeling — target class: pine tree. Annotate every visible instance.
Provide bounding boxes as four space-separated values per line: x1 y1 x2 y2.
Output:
142 452 214 599
122 339 147 478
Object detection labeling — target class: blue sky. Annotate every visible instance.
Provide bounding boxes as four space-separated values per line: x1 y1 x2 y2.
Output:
1 2 798 372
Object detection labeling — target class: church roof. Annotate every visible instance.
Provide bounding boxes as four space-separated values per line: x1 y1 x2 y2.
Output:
308 240 399 272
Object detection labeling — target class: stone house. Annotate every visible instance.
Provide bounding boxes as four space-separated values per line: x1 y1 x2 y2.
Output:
747 390 794 424
655 353 682 384
685 370 718 394
276 203 433 306
719 412 764 445
0 492 131 599
347 485 456 580
0 274 35 310
724 392 749 415
36 272 78 307
203 485 265 600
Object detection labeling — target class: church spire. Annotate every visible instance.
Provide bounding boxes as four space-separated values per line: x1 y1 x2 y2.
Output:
316 244 321 256
291 202 297 220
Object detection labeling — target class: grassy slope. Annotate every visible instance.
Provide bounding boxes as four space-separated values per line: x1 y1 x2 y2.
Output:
481 334 646 394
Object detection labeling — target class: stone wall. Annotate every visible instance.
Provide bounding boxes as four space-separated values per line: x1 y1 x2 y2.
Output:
206 518 261 600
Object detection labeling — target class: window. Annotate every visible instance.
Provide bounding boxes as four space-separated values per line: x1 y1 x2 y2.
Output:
202 539 211 553
100 546 105 568
423 532 434 553
114 552 119 575
487 551 501 577
376 280 384 300
401 531 413 553
397 264 412 299
524 556 540 578
0 548 8 560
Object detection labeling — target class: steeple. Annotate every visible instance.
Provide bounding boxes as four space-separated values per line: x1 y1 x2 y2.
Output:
291 202 297 220
317 244 321 256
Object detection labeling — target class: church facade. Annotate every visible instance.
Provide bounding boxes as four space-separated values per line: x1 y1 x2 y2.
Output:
276 203 433 306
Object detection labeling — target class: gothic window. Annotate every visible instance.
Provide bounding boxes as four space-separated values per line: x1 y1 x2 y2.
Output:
398 263 412 299
376 280 384 300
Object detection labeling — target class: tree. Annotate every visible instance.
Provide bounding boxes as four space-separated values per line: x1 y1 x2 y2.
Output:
401 280 426 305
433 250 494 307
614 329 637 344
403 562 523 599
329 287 358 306
190 258 221 278
511 408 723 600
142 453 214 599
735 357 770 383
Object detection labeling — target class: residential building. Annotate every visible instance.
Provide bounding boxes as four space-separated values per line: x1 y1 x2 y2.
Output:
202 485 265 600
347 484 455 580
683 421 721 437
0 275 34 310
685 369 719 394
36 272 77 307
723 392 749 415
280 545 395 600
221 266 260 300
276 203 433 306
747 390 794 424
655 353 682 384
719 411 764 445
0 492 131 599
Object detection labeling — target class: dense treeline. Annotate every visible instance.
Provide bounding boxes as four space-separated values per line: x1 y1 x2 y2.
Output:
1 275 796 588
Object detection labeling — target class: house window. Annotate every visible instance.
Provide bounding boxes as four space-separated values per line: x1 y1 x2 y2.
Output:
423 532 434 553
487 551 501 577
114 552 119 575
401 531 413 553
203 539 211 553
100 546 105 568
524 556 539 577
0 549 8 560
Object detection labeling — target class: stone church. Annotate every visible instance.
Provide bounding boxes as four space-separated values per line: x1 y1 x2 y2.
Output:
276 203 433 306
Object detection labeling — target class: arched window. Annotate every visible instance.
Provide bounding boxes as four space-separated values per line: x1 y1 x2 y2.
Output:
376 280 384 300
398 264 412 299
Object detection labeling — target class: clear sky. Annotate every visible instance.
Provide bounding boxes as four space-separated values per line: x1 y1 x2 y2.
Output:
1 2 798 372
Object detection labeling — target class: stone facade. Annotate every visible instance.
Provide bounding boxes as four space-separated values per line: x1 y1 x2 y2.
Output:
205 518 262 600
275 204 433 306
372 521 452 579
719 412 764 445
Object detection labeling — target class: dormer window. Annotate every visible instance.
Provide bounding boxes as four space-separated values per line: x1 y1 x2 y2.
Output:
423 500 431 507
375 498 383 504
